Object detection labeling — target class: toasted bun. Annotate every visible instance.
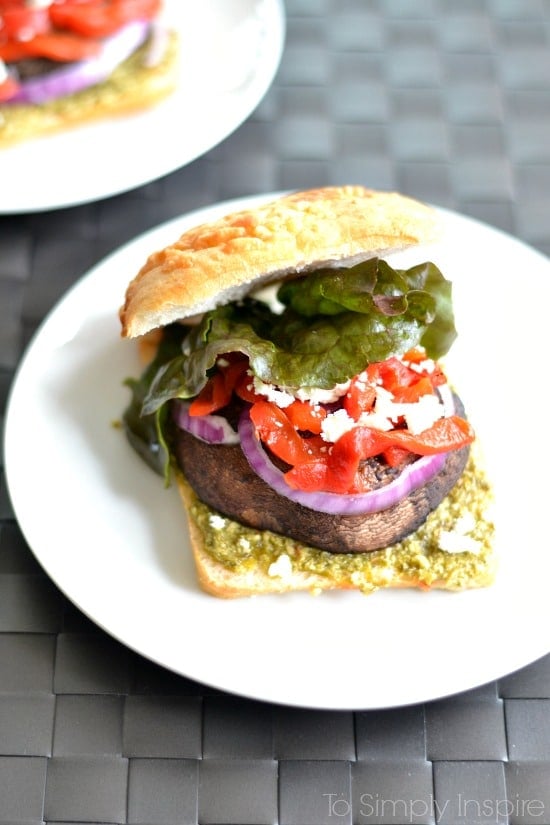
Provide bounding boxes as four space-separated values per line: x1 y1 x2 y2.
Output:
174 452 496 599
0 29 178 148
120 186 441 338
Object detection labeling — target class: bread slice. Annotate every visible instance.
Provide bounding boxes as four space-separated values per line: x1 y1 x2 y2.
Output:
174 448 496 599
120 186 441 338
0 29 179 148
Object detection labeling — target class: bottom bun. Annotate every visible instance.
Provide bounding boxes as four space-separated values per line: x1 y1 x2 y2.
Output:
0 30 178 147
175 447 496 599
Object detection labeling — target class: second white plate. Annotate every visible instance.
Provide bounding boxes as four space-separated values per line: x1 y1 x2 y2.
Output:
0 0 285 213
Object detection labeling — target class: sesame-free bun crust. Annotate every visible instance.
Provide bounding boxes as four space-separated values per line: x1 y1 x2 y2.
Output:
120 186 441 338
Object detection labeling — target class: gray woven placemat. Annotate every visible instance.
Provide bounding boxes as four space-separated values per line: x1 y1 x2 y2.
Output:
2 1 550 823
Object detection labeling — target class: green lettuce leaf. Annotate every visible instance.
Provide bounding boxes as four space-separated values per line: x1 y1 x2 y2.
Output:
122 324 186 479
141 258 457 416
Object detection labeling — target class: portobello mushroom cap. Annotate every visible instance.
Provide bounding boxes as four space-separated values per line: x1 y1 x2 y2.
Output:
171 394 470 554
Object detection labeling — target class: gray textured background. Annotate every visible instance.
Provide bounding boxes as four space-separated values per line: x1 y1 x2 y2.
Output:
2 1 550 823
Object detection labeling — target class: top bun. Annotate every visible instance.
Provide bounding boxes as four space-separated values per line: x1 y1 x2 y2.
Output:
119 186 441 339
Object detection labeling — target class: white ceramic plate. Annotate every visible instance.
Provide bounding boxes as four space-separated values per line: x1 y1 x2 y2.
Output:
5 193 550 710
0 0 285 214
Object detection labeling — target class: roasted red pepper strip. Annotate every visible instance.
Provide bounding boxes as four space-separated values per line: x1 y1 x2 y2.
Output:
188 372 228 417
385 415 474 454
234 372 261 404
250 400 324 467
0 32 101 62
0 6 49 40
1 1 36 8
401 347 427 363
188 357 249 416
367 356 419 392
284 427 388 493
390 375 434 403
285 416 474 494
284 400 327 434
343 374 376 421
382 445 411 468
0 0 160 64
0 71 18 101
49 0 161 38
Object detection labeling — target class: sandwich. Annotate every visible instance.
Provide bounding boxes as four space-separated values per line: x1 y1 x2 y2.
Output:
119 186 496 597
0 0 178 147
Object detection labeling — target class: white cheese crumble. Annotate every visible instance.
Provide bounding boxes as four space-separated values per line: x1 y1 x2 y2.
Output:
252 376 294 408
268 553 293 579
438 531 482 555
208 514 226 530
356 411 395 431
453 512 476 534
402 393 445 434
295 380 351 404
319 381 445 443
251 376 352 408
408 358 435 374
357 388 395 431
373 386 444 434
438 510 482 554
321 408 356 442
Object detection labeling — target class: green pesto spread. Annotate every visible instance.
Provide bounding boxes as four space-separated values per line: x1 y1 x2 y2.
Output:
0 31 178 146
188 448 496 594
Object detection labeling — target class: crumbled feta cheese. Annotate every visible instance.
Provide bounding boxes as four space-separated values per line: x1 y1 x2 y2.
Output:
408 358 435 374
208 514 226 530
357 411 394 431
402 393 445 434
351 385 440 434
437 382 454 416
295 381 351 404
370 386 444 434
357 389 394 431
453 512 476 535
238 536 251 551
438 531 482 555
268 553 293 579
321 408 356 442
372 385 395 411
252 376 294 408
438 510 482 554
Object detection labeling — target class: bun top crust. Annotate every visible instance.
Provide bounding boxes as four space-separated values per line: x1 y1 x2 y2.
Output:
119 186 441 338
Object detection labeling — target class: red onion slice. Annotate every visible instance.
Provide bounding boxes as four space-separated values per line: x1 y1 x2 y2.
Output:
238 409 447 516
173 400 240 445
9 20 151 105
142 21 169 67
